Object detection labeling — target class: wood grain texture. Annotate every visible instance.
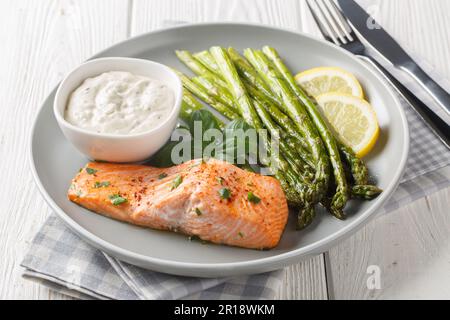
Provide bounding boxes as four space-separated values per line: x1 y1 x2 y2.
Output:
131 0 304 32
0 0 129 300
327 188 450 300
275 256 328 300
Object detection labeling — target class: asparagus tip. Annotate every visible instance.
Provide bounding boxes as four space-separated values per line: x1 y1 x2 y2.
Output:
296 206 316 230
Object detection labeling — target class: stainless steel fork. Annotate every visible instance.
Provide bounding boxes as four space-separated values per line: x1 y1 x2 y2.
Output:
306 0 450 149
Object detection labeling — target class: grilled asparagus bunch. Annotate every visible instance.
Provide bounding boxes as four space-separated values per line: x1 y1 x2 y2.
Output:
175 46 382 229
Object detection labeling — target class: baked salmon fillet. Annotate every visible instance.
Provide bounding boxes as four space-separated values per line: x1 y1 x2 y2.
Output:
68 159 288 249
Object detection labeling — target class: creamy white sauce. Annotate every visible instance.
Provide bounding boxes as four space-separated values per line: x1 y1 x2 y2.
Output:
64 71 174 135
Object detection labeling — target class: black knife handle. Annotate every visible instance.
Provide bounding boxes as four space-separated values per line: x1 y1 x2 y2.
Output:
358 55 450 150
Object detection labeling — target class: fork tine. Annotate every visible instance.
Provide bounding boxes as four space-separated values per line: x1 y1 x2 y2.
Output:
326 0 354 42
317 0 347 44
306 0 340 45
306 0 328 39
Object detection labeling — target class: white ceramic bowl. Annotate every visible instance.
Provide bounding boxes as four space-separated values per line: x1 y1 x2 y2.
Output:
54 57 182 163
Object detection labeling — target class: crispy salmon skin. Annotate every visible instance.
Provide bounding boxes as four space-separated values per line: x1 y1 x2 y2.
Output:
68 159 288 249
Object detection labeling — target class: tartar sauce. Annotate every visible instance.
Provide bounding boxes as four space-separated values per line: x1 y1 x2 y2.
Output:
64 71 174 135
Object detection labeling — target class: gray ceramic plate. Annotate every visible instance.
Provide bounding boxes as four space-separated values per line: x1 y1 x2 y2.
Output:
30 23 409 277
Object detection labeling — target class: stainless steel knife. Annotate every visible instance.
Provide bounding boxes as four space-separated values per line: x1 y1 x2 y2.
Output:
337 0 450 118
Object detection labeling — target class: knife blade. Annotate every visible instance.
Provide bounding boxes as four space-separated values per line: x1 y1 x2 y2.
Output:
337 0 450 117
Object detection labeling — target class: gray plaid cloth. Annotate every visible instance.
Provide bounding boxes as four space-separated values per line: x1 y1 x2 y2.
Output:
21 216 284 300
21 30 450 300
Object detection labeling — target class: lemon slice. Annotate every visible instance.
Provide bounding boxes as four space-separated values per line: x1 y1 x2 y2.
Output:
295 67 364 98
315 93 379 158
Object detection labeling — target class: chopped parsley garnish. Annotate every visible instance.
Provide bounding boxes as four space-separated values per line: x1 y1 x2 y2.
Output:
218 188 231 200
158 173 168 180
171 175 183 190
195 208 202 216
216 177 224 185
86 167 98 175
238 232 244 238
247 192 261 204
94 181 110 188
109 194 127 205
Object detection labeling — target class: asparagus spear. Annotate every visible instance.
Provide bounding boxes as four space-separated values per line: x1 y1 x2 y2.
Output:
277 172 305 207
338 144 369 185
339 144 382 199
262 46 349 217
227 47 282 105
174 69 240 120
210 47 264 128
247 84 315 168
244 48 330 204
191 76 236 112
196 48 283 114
180 90 204 124
351 185 383 200
297 206 316 230
253 99 313 182
193 50 223 77
176 50 219 80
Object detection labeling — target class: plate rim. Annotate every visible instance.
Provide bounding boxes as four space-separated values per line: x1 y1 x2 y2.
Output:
29 22 410 277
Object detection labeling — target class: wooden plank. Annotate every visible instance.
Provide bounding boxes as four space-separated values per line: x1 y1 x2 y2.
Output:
327 188 450 299
130 0 306 33
130 0 328 300
276 256 328 300
0 0 129 299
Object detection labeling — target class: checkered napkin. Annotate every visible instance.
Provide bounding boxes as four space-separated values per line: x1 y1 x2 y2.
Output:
21 33 450 300
21 215 284 300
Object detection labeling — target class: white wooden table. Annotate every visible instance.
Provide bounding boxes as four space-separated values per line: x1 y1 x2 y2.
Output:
1 0 449 300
